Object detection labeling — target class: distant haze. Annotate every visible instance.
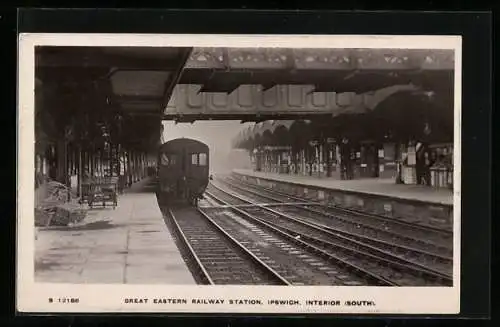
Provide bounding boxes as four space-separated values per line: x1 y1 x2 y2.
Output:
162 121 253 173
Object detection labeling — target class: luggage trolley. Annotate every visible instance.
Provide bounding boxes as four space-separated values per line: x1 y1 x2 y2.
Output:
88 177 118 209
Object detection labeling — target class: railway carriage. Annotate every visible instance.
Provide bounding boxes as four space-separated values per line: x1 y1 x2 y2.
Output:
157 138 210 206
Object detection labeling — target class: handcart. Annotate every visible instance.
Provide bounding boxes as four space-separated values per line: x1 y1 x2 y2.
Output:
87 177 118 209
79 182 92 204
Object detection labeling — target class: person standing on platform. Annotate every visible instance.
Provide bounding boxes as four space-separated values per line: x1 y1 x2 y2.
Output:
416 146 425 185
347 153 354 180
423 150 432 186
340 138 351 180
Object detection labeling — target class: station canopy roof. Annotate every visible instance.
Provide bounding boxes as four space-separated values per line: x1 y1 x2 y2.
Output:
36 46 192 117
232 85 454 149
36 46 454 149
180 47 454 94
36 46 192 149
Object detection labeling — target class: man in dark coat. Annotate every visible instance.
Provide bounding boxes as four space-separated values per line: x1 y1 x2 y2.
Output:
340 138 351 180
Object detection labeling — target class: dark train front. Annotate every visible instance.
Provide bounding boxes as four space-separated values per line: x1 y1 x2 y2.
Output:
157 138 210 206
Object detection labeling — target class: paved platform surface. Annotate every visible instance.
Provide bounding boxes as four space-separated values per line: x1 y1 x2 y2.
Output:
232 169 453 206
35 178 195 284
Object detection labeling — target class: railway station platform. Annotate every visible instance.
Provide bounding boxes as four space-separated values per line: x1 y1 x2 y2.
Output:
35 178 195 285
231 169 454 231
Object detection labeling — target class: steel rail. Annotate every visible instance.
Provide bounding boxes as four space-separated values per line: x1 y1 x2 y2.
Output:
224 175 452 236
218 177 453 257
205 190 398 287
208 183 453 284
196 207 292 286
167 208 214 285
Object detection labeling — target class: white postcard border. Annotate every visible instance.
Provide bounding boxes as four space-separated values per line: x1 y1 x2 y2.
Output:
17 33 462 314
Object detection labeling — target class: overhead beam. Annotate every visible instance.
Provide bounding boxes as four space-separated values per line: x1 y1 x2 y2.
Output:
126 112 163 117
199 82 241 94
36 49 183 70
165 84 368 119
180 68 449 94
113 95 163 103
184 47 455 71
161 47 193 110
185 47 228 69
163 83 420 121
121 105 160 111
163 113 365 122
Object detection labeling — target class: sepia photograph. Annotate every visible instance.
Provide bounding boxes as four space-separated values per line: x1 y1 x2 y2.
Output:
17 34 461 314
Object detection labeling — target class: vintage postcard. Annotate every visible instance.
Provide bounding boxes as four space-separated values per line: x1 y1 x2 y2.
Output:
17 33 461 314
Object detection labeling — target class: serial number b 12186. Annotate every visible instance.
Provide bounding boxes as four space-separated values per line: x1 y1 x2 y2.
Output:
48 297 80 304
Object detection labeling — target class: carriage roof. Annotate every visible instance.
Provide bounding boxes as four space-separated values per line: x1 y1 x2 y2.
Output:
159 138 209 152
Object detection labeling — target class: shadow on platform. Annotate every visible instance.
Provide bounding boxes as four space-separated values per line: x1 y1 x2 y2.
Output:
46 220 118 231
123 177 158 194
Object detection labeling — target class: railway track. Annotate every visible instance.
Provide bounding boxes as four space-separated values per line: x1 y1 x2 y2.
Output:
163 206 289 285
224 176 453 248
201 194 394 286
218 176 453 259
205 183 453 286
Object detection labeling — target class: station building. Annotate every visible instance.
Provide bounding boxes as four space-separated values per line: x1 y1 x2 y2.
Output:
30 43 457 286
232 87 454 189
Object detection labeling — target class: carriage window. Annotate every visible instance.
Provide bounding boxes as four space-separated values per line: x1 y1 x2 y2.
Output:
191 153 198 165
199 153 207 166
